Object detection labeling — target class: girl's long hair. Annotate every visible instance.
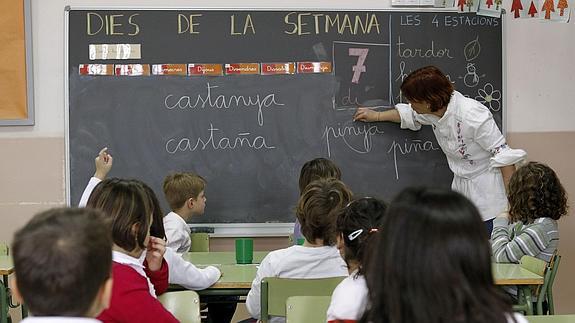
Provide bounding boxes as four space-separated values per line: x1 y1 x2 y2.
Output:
361 187 514 323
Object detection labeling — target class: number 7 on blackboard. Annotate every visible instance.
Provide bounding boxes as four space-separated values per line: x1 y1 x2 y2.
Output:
349 48 369 84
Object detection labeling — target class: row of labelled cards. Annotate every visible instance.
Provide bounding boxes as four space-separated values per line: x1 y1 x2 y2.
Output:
79 62 332 76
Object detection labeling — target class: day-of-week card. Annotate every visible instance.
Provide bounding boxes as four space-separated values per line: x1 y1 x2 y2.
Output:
152 64 187 76
261 63 296 75
79 64 114 76
297 62 333 74
188 64 224 76
225 63 260 75
115 64 150 76
89 44 142 60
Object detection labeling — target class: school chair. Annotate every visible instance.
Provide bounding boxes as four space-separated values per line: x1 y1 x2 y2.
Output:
527 314 575 323
260 276 345 323
513 254 561 315
158 290 201 323
190 233 210 252
285 296 331 323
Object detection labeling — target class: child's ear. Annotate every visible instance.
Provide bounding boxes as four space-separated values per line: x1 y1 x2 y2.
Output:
100 277 114 312
10 275 24 305
90 276 113 317
336 233 344 250
186 197 195 209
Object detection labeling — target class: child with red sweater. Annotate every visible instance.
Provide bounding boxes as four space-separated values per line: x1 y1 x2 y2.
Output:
87 178 177 323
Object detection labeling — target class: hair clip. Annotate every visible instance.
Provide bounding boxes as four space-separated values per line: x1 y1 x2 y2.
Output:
348 229 363 241
369 228 379 233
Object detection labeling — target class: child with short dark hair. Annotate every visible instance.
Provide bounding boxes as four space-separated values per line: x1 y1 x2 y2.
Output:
293 158 342 242
246 178 351 323
162 172 207 253
492 161 568 263
12 207 113 321
87 178 177 323
327 197 387 322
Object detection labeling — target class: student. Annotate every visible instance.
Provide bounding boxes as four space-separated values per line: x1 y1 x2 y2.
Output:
162 172 207 253
162 171 237 323
293 158 342 242
327 197 386 323
491 161 568 263
360 187 527 323
246 178 351 323
80 148 226 321
79 147 221 290
12 208 113 323
144 181 222 290
354 66 526 235
87 178 177 323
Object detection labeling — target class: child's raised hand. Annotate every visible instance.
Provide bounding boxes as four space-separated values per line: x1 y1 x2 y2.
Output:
94 147 113 180
145 236 166 272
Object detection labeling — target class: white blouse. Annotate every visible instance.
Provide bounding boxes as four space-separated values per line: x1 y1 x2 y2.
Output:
326 270 368 322
164 211 192 254
396 91 526 221
246 245 348 323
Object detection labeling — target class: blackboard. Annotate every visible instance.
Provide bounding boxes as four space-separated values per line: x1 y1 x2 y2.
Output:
66 9 503 224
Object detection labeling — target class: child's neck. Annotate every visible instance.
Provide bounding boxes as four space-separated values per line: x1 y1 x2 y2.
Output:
174 208 193 221
303 238 325 248
113 244 143 259
346 260 360 274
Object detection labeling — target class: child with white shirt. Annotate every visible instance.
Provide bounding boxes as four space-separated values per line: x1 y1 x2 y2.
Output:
246 178 351 323
12 207 113 323
162 172 207 253
327 197 387 323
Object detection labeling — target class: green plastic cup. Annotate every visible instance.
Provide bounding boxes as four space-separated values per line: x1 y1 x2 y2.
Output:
235 238 254 264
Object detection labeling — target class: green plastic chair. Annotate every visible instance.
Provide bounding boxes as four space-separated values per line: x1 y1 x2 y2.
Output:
286 296 331 323
527 315 575 322
0 243 8 256
543 254 561 314
513 254 561 315
158 290 201 323
260 276 345 323
190 233 210 252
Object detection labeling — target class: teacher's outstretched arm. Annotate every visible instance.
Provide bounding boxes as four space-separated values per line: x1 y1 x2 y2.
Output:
353 107 401 123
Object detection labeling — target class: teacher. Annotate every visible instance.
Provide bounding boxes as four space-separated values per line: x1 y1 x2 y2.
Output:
354 66 526 234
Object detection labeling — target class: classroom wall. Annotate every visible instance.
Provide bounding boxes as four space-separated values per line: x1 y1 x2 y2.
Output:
0 0 574 317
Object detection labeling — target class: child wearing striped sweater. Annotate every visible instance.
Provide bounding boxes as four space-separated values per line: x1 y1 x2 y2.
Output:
491 161 568 263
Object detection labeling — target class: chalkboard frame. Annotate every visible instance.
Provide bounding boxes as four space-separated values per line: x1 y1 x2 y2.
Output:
64 6 506 236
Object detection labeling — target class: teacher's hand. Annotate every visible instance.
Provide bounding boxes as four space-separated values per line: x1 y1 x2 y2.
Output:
353 107 379 122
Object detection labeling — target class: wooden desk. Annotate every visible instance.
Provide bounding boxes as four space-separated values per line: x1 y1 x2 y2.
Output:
493 263 544 285
175 252 269 296
493 263 544 316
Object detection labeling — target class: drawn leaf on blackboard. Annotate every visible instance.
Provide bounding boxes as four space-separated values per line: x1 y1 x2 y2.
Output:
464 37 481 62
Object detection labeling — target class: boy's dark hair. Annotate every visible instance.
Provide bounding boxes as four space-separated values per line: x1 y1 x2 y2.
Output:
296 178 352 246
87 178 151 251
400 66 454 112
508 161 568 224
361 187 513 323
12 207 112 317
163 172 206 210
298 158 342 195
336 197 387 275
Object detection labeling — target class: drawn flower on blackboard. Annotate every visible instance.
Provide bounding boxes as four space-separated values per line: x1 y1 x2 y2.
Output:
476 83 501 112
